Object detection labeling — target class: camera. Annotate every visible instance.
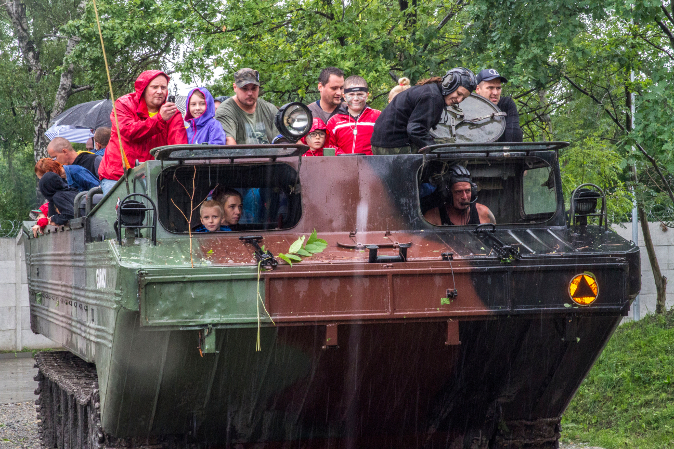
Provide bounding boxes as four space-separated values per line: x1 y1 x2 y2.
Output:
167 95 175 103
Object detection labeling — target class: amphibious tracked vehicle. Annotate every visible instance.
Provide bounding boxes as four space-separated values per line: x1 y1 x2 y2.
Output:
24 97 640 448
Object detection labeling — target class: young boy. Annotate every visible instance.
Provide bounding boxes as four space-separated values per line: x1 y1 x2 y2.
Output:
326 75 381 155
194 200 231 232
213 188 243 228
301 118 328 156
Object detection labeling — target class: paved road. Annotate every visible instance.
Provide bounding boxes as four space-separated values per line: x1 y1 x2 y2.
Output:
0 355 38 404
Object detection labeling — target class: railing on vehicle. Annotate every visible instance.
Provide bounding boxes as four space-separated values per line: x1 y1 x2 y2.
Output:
151 144 310 162
418 141 569 156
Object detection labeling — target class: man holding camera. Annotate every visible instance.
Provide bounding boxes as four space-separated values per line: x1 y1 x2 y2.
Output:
98 70 187 194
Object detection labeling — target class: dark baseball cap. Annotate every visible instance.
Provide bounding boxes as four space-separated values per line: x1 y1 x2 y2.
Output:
234 68 260 87
476 69 508 84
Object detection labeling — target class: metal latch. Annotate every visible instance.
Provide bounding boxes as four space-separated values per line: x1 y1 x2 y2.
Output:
366 243 411 263
474 224 521 263
239 236 277 268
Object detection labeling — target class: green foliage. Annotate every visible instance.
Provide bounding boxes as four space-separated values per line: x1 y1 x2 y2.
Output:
562 310 674 448
278 229 327 266
167 0 472 110
559 135 633 223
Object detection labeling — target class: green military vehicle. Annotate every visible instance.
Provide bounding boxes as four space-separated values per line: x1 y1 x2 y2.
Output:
24 99 639 448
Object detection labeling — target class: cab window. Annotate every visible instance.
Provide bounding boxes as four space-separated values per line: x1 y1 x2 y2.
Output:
418 157 558 225
157 163 301 233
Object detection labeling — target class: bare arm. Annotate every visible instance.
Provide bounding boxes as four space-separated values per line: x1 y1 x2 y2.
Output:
477 204 496 224
226 136 237 145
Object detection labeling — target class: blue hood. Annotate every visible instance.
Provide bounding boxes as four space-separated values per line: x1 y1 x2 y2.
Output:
185 87 216 124
184 87 227 145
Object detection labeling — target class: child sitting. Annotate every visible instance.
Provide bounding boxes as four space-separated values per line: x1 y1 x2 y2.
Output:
194 200 231 232
213 188 243 228
185 87 227 145
300 118 328 156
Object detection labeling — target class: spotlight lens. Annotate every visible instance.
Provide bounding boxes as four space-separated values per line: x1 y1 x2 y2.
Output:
283 105 310 136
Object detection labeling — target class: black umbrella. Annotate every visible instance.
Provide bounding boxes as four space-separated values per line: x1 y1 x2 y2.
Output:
50 99 113 130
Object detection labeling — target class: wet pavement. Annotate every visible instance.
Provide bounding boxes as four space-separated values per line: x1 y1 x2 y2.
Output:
0 355 38 404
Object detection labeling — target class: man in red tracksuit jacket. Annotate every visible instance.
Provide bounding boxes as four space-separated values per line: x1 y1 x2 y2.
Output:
98 70 188 194
326 76 381 156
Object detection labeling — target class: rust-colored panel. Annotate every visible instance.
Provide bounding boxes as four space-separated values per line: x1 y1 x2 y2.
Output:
393 271 508 312
268 275 389 317
297 157 360 232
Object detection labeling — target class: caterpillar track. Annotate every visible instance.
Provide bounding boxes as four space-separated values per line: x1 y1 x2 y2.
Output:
33 351 200 449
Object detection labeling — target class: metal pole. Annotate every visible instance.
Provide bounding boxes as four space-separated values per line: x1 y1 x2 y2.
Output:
630 69 640 321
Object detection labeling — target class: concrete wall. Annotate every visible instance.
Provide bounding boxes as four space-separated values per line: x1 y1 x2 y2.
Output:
0 237 55 351
613 222 674 319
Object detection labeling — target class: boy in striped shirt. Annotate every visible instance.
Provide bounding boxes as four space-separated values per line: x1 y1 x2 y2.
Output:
326 76 381 155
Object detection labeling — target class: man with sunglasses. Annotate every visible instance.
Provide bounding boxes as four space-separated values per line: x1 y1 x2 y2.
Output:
215 68 279 145
325 76 381 155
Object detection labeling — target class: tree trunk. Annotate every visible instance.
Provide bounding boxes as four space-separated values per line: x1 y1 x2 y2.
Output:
4 0 83 161
638 206 667 314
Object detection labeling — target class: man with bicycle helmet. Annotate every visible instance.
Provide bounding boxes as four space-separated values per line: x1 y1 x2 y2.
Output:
371 67 477 154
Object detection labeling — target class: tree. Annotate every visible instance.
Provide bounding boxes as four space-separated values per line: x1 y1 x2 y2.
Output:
162 0 470 109
460 0 674 314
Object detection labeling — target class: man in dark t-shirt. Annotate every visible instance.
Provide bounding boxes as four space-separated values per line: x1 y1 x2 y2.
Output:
47 137 102 178
474 69 523 143
306 67 346 124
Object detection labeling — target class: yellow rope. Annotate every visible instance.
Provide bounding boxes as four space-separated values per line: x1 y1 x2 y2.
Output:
91 0 131 177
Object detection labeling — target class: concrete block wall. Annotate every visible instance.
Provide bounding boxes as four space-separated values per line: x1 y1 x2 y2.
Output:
0 237 55 351
613 222 674 319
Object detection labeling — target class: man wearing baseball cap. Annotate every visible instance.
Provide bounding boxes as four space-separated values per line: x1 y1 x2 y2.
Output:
215 68 279 145
475 69 523 143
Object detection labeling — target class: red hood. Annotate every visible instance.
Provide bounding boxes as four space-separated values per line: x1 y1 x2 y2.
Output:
133 70 170 116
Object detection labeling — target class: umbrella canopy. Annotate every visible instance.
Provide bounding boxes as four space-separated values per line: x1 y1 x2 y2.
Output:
45 125 93 144
50 99 113 130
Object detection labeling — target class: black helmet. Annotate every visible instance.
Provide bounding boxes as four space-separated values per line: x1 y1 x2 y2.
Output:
441 68 477 96
447 164 472 186
432 165 477 203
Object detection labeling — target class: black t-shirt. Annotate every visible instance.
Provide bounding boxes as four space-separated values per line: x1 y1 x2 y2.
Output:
73 152 101 178
496 96 523 143
371 83 446 149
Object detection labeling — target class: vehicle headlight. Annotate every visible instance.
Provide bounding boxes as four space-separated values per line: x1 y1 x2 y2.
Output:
275 102 312 142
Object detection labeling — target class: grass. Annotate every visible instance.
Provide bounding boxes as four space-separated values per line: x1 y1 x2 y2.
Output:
561 309 674 448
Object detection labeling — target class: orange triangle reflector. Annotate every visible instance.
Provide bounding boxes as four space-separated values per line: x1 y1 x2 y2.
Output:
569 273 598 306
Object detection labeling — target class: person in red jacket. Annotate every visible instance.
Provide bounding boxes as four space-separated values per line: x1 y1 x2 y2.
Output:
300 118 328 156
98 70 188 194
326 76 381 156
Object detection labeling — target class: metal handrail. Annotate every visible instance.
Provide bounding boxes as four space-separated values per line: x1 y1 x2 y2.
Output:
418 141 570 155
151 144 310 161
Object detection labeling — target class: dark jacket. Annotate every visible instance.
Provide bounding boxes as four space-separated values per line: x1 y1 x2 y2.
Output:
496 96 523 143
371 83 445 149
73 152 102 178
39 172 78 226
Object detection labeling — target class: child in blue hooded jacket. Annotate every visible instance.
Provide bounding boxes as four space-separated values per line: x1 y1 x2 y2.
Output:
185 87 227 145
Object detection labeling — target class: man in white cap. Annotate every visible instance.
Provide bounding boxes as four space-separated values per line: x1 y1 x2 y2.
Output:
475 69 523 142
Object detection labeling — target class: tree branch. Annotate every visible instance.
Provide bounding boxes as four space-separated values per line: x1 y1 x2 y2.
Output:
563 75 625 132
656 19 674 48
